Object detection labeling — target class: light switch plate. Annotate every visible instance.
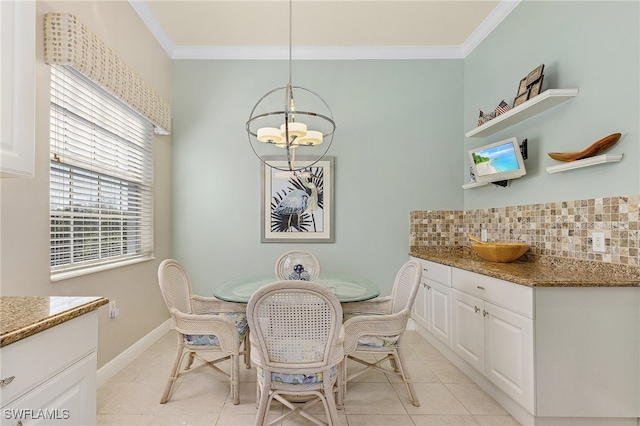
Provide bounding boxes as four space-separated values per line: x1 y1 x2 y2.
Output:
592 233 605 252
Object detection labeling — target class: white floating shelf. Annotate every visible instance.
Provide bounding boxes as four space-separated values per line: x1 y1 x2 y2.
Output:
466 89 579 138
546 154 623 174
462 181 489 189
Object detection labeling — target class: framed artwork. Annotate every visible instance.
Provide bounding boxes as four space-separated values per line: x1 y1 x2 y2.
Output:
529 76 544 98
516 77 528 96
261 156 334 243
525 64 545 86
513 90 530 108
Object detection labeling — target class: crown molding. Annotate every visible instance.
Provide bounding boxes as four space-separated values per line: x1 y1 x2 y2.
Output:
171 45 467 60
461 0 521 57
131 0 521 60
128 0 176 57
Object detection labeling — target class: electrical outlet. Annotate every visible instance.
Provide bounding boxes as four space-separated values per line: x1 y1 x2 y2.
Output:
592 233 606 253
481 229 488 242
109 300 119 318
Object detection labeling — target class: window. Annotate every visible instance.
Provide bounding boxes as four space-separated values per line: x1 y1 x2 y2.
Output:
50 66 153 279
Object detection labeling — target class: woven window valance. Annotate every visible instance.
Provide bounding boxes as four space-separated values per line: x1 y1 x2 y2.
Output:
44 13 171 135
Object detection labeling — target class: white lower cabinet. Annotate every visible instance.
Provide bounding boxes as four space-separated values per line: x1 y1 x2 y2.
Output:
412 273 428 327
413 259 639 425
0 312 98 426
484 301 533 413
426 280 452 347
2 354 96 425
451 269 534 414
414 262 535 413
451 289 485 372
411 258 452 348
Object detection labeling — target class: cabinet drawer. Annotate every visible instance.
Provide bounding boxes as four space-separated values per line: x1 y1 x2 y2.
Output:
0 312 97 406
452 268 533 318
1 352 97 426
414 258 451 287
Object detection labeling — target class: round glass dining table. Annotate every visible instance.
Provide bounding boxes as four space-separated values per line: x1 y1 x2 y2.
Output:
213 273 380 303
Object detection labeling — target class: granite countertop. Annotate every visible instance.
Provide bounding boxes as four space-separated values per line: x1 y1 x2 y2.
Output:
0 296 109 347
410 247 640 288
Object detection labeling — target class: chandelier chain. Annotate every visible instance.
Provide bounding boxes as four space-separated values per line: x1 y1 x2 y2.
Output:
289 0 293 85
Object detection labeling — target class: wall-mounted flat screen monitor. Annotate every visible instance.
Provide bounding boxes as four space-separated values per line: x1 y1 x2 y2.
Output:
468 137 526 184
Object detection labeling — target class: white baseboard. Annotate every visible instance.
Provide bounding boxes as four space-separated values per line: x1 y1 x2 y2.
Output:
407 317 416 330
97 319 172 387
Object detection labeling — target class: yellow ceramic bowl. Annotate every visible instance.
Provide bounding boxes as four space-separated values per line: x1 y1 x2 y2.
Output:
471 242 529 263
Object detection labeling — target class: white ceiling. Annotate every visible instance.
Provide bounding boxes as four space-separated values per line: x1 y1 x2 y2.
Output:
129 0 521 59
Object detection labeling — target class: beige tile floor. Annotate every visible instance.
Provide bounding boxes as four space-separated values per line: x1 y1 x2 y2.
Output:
97 330 521 425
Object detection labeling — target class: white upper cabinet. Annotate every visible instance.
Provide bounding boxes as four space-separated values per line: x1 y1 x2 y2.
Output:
1 1 36 178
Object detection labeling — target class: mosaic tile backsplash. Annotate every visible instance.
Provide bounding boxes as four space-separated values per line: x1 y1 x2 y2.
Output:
410 194 640 267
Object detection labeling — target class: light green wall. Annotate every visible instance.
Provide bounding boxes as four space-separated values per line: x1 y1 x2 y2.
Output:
172 1 640 296
172 60 464 295
463 0 640 209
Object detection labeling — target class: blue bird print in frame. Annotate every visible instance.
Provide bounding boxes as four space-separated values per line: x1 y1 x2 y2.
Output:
261 156 334 243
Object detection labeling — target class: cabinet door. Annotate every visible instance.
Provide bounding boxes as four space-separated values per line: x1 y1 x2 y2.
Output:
452 289 484 373
1 353 97 425
412 278 429 328
0 1 35 178
484 302 534 413
428 281 452 348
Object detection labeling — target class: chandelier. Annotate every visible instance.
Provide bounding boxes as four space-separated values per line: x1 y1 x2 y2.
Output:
245 0 336 172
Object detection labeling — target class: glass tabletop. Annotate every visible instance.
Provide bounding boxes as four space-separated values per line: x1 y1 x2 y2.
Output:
213 273 380 303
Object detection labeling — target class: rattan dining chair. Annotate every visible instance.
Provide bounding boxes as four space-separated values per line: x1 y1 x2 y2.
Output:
247 280 344 426
157 259 250 405
341 260 422 407
275 250 320 281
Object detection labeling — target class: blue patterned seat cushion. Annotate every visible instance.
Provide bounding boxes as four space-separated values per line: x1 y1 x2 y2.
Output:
343 313 400 348
257 366 338 385
356 335 400 348
184 312 248 346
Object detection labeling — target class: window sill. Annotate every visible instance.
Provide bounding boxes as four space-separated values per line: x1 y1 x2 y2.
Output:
50 255 155 282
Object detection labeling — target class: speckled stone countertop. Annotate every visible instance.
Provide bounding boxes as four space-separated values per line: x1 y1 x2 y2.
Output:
410 247 640 288
0 296 109 347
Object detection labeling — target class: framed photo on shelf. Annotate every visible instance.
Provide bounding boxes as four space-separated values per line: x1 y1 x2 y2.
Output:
261 156 334 243
516 77 528 96
513 90 530 107
525 64 545 86
529 76 544 98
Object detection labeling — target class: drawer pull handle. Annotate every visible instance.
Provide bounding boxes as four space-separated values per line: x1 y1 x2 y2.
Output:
477 286 485 290
474 306 480 313
0 376 15 387
483 309 489 317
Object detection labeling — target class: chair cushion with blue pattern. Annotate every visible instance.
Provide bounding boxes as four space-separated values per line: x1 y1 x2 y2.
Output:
356 335 400 348
184 312 248 346
256 366 338 385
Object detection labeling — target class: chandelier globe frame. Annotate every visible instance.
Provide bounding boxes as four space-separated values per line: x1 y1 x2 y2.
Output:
245 0 336 172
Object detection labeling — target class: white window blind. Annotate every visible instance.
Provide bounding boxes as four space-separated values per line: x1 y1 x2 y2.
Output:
50 66 153 278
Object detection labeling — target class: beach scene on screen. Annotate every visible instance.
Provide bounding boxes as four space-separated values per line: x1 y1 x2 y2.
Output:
471 142 520 176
